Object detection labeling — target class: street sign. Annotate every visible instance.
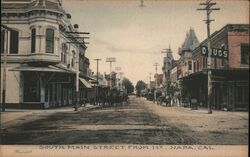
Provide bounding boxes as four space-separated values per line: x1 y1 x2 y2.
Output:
201 46 228 59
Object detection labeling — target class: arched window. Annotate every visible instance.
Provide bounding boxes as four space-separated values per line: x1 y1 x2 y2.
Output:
31 28 36 53
46 28 54 53
10 29 19 54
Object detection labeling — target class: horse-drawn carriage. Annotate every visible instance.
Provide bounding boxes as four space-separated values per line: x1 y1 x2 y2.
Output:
157 95 171 106
97 87 129 108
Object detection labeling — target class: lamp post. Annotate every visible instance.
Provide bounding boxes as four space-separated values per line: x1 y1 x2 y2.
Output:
66 30 90 111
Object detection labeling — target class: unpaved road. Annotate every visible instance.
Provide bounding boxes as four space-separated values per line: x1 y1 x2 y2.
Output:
1 96 248 144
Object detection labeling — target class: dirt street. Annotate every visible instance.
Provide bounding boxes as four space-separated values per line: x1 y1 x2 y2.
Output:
1 96 248 144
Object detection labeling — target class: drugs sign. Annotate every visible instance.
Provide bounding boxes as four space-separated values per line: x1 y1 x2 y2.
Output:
201 46 228 59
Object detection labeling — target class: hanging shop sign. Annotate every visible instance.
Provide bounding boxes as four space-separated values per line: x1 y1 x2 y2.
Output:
201 46 228 59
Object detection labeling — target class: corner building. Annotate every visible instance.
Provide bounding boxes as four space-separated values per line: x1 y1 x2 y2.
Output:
180 24 249 111
1 0 89 108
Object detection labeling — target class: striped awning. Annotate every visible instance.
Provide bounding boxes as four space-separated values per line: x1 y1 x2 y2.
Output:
79 78 93 88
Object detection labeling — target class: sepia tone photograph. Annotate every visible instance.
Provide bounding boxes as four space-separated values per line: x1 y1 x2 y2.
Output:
0 0 249 157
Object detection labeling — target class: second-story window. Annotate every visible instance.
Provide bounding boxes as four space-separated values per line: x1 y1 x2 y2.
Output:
31 28 36 53
241 44 249 65
46 28 54 53
214 58 217 69
10 29 19 54
188 61 192 70
71 50 75 68
202 57 207 69
1 30 5 54
193 62 196 72
61 43 68 64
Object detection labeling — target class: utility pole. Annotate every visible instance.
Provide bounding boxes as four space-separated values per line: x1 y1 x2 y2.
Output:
106 58 116 88
162 45 172 96
1 25 11 112
197 0 220 114
115 67 122 88
66 30 90 111
140 0 145 8
153 63 159 102
149 72 152 90
94 59 101 105
118 71 124 90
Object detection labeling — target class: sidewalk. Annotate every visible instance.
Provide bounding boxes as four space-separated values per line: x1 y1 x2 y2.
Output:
0 103 99 125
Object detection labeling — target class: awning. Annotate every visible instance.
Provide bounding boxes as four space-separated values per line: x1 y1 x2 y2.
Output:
79 78 93 88
9 65 74 73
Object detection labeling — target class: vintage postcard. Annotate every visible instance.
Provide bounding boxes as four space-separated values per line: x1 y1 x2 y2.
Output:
0 0 249 157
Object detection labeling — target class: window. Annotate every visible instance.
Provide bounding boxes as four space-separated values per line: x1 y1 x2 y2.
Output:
193 62 196 72
71 58 74 67
241 44 249 64
236 86 249 103
1 30 5 54
188 61 192 70
203 57 207 69
9 30 19 54
221 58 224 67
197 60 199 71
214 58 217 69
46 28 54 53
31 28 36 53
61 43 68 63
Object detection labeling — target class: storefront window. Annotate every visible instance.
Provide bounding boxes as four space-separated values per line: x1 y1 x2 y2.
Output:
236 86 249 103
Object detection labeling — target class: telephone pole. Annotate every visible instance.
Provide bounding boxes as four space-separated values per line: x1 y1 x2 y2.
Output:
115 67 122 88
66 30 90 111
153 63 159 102
118 72 124 91
140 0 145 8
149 72 152 92
162 45 173 95
161 44 172 57
94 58 101 105
197 0 220 114
106 58 116 88
1 25 11 112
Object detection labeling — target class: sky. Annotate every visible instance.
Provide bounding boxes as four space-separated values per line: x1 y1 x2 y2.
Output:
62 0 249 85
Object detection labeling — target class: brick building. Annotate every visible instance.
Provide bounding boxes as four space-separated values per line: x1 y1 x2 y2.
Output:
180 24 249 111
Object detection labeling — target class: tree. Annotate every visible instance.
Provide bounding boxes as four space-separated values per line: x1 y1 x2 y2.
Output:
122 78 134 94
135 80 147 95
